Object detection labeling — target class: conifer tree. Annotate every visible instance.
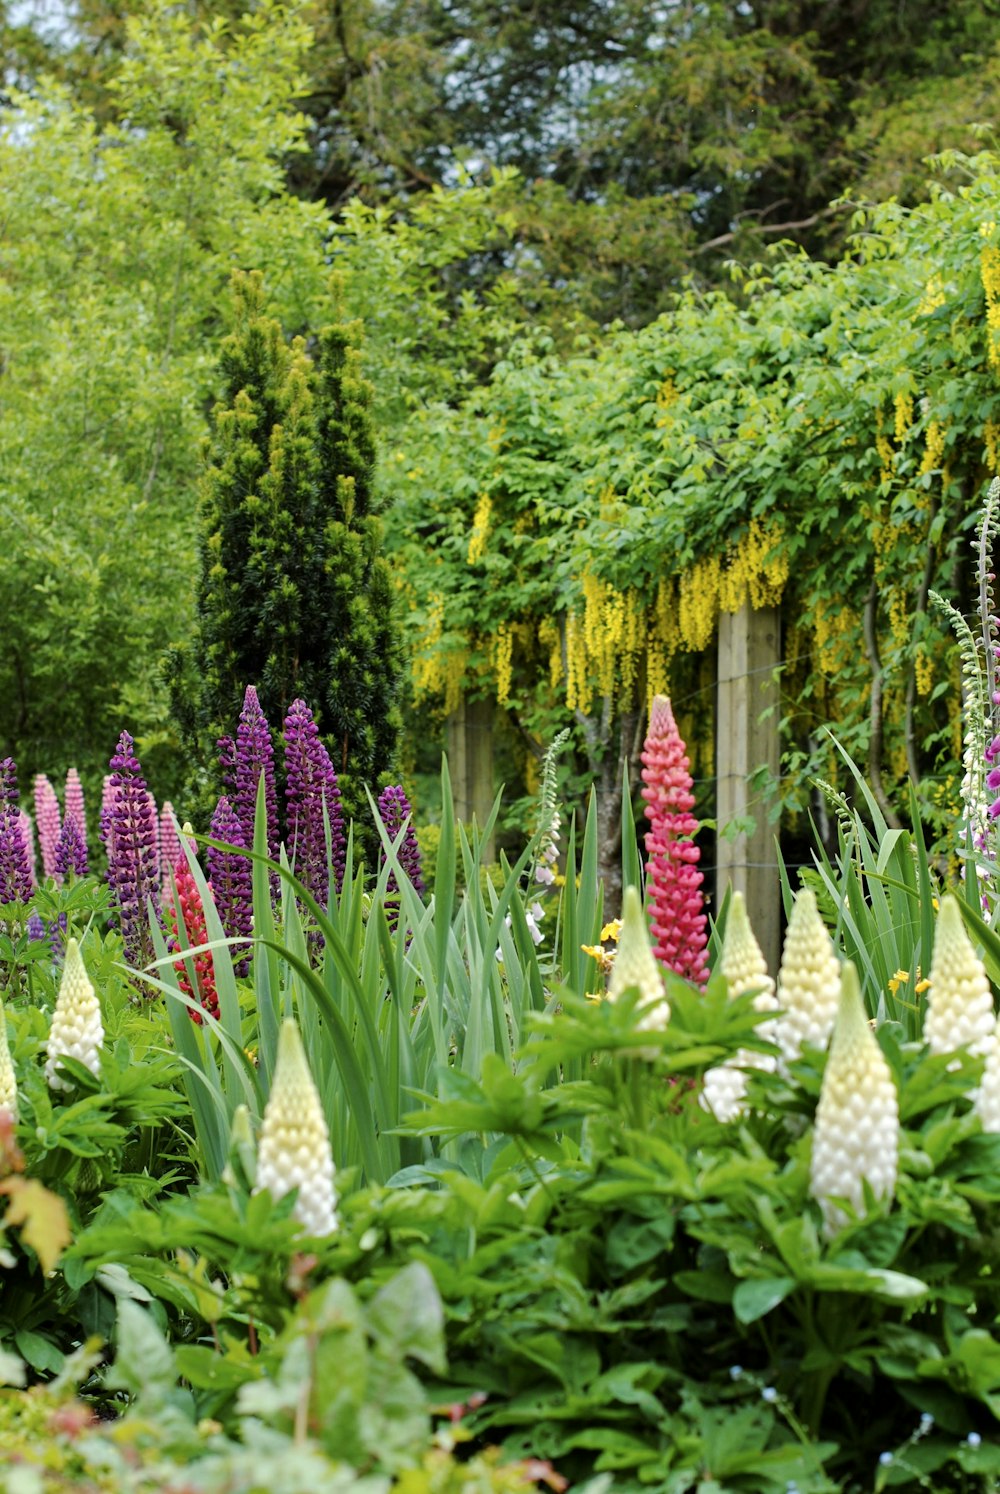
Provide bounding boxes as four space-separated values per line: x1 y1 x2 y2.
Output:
173 271 400 832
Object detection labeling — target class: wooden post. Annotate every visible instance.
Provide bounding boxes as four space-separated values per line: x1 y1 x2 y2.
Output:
716 603 782 976
446 696 496 862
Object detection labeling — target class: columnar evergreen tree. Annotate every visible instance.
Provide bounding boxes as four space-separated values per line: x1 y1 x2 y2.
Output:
173 270 400 837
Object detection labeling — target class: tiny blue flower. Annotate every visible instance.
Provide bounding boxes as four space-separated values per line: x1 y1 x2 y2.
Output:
729 1365 743 1381
762 1386 778 1403
919 1412 934 1431
968 1432 982 1448
879 1452 893 1466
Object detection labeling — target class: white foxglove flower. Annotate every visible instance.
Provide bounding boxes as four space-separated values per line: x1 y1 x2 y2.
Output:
774 889 840 1070
0 999 16 1119
45 938 103 1091
255 1019 337 1237
702 892 778 1122
608 886 669 1030
923 895 994 1060
810 962 898 1237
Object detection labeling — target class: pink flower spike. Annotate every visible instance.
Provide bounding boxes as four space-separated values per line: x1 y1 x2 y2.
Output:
63 768 87 845
34 775 62 882
640 695 708 986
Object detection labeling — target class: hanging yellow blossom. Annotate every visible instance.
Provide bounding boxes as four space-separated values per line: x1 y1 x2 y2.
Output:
493 622 514 706
538 617 563 691
914 645 933 699
467 493 492 564
679 554 721 651
986 418 1000 473
917 275 945 316
918 420 947 476
981 244 1000 371
893 392 914 443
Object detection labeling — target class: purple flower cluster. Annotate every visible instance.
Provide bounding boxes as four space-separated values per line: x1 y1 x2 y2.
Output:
0 760 33 906
206 794 254 975
101 732 160 974
377 785 425 928
220 686 280 862
54 814 89 880
284 698 346 909
63 767 86 847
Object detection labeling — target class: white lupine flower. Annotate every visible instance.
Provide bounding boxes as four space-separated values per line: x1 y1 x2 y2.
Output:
923 895 995 1060
608 885 669 1030
774 889 841 1070
702 892 778 1122
810 962 898 1237
0 999 16 1119
974 1013 1000 1131
45 938 103 1091
255 1019 337 1237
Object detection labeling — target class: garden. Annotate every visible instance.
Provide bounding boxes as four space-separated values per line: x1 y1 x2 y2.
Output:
7 2 1000 1490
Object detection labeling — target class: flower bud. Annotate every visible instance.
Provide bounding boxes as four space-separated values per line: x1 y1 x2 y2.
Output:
923 895 994 1059
809 962 898 1236
774 889 840 1068
45 938 103 1091
255 1020 337 1236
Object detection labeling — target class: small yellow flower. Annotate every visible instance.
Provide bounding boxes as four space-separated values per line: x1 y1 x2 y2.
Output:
600 919 622 944
887 970 909 996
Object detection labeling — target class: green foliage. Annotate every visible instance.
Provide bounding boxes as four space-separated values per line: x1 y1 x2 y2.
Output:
173 270 401 823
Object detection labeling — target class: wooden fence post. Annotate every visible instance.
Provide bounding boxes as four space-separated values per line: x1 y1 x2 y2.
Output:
446 696 496 862
716 603 782 976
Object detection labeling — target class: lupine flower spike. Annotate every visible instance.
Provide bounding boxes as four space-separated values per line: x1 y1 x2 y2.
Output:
608 885 670 1030
221 685 280 864
45 938 103 1091
774 889 841 1070
640 695 709 985
0 998 17 1118
701 891 778 1122
54 815 89 881
165 825 219 1024
101 733 160 973
255 1019 337 1236
377 784 425 930
284 698 346 907
33 776 61 881
923 895 995 1061
0 762 34 908
810 961 898 1236
63 767 86 846
974 1013 1000 1131
159 804 181 897
206 796 253 976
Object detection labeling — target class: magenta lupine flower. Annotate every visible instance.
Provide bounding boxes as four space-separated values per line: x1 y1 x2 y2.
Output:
377 784 425 929
54 814 89 880
63 767 86 846
0 761 34 907
206 795 254 975
284 699 346 908
101 733 160 975
640 695 709 986
18 810 36 889
33 776 61 881
159 802 181 897
221 686 280 863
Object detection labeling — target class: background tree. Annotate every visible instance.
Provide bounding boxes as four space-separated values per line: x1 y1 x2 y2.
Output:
173 271 401 827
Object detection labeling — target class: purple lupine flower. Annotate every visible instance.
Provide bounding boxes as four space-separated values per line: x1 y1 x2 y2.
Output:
63 767 86 847
54 814 89 880
377 785 425 929
18 810 36 889
26 910 46 942
206 795 254 976
33 775 61 881
283 698 346 909
101 733 160 975
222 686 280 863
159 803 181 896
0 761 34 907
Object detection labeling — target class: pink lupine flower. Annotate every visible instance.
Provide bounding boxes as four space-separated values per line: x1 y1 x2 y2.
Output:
64 767 86 846
640 694 708 986
159 803 181 898
34 775 62 881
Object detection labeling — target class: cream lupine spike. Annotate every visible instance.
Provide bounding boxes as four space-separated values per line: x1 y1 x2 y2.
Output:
607 885 670 1030
774 889 841 1070
255 1020 338 1237
923 895 995 1060
701 892 778 1122
974 1013 1000 1131
0 998 16 1118
809 962 898 1237
45 938 103 1092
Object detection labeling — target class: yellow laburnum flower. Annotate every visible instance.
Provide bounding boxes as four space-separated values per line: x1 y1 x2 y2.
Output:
809 963 898 1237
255 1020 338 1237
702 892 778 1122
774 888 840 1069
0 997 16 1119
45 939 103 1092
923 896 995 1060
